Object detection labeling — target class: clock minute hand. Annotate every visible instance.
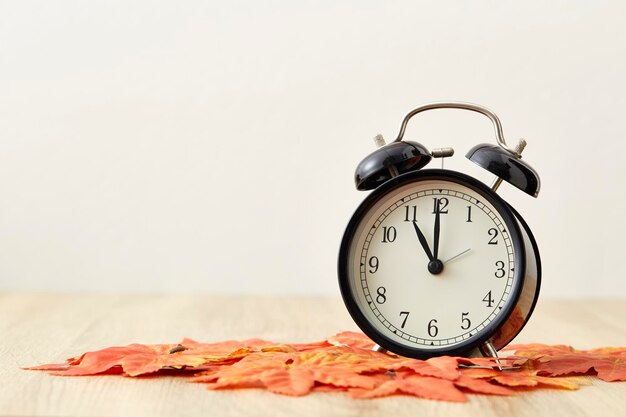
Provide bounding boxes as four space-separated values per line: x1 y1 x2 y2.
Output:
412 221 434 262
433 203 441 260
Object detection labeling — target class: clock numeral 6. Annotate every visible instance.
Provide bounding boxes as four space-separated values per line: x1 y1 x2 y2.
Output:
376 286 386 304
368 256 379 273
461 312 471 330
399 311 410 328
495 261 506 278
381 226 397 243
427 319 438 337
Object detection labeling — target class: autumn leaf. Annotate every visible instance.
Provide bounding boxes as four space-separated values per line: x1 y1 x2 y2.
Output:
25 333 626 402
26 339 277 377
460 366 585 390
260 368 316 396
453 375 514 396
349 374 467 402
389 356 461 380
327 331 376 350
507 344 626 382
190 351 293 388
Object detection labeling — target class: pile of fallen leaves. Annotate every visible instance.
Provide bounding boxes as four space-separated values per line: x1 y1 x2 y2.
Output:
25 332 626 401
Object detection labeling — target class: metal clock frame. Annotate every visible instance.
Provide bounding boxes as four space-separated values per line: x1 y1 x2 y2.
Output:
338 168 541 359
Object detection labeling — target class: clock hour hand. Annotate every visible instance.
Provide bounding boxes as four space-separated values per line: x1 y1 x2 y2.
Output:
412 221 434 262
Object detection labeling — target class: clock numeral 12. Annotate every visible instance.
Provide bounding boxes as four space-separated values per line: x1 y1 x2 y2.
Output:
432 197 449 214
466 206 473 222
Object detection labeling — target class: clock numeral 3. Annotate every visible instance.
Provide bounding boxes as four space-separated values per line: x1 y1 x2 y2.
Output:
482 290 494 307
427 319 439 337
488 228 499 245
461 312 471 330
376 287 387 304
381 226 397 243
399 311 410 328
368 256 379 273
495 261 506 278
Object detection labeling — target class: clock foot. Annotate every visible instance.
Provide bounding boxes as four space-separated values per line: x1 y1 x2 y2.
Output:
372 344 388 354
479 340 498 358
479 340 504 371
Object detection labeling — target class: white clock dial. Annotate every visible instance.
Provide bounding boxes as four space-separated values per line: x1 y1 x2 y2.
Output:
347 179 517 350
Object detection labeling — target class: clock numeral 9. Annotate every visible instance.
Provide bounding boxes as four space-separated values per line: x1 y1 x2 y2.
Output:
376 286 386 304
368 256 379 273
399 311 410 328
488 228 499 245
427 319 438 337
461 312 471 330
432 197 449 214
381 226 397 243
495 261 506 278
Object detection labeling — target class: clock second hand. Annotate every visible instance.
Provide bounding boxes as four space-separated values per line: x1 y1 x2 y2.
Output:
442 248 472 264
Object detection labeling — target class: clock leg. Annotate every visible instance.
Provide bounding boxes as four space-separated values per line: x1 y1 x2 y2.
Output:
479 340 498 358
372 344 388 354
479 340 503 371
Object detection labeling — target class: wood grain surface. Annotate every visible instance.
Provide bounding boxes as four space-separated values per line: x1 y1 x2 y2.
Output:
1 294 625 417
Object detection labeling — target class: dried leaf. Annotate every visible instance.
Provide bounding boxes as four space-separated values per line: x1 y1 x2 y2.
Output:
25 334 626 402
349 375 467 402
508 344 626 382
260 368 315 396
460 366 585 390
327 331 376 350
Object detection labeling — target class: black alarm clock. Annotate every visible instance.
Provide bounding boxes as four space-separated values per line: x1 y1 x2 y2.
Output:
338 102 541 359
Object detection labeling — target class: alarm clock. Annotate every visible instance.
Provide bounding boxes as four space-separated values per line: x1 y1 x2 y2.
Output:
338 102 541 359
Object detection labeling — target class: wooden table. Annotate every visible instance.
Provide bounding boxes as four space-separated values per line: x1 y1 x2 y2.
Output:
1 294 625 417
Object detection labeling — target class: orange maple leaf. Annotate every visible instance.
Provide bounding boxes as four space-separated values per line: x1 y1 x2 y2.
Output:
507 344 626 382
349 374 467 401
460 366 585 390
25 333 626 401
25 339 276 376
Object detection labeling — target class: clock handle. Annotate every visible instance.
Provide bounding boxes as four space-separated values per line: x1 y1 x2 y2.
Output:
393 101 520 156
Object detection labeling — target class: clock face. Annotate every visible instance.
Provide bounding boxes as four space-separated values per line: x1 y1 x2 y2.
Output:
340 171 524 356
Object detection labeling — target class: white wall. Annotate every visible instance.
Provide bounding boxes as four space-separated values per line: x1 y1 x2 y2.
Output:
1 1 624 297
